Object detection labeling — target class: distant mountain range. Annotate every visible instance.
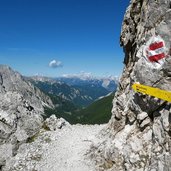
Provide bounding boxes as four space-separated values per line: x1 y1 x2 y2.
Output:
0 64 118 126
28 75 118 107
26 75 118 123
56 75 118 92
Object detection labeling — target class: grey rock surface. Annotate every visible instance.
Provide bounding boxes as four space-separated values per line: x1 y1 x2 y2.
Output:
0 65 53 169
43 115 70 131
90 0 171 170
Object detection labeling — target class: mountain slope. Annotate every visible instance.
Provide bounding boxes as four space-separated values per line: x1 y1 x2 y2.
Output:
43 94 79 124
30 77 115 124
29 77 114 107
75 93 114 124
0 65 54 168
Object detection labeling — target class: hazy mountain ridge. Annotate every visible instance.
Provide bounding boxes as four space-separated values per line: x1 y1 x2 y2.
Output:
28 75 118 107
57 76 118 92
27 76 117 124
29 79 93 107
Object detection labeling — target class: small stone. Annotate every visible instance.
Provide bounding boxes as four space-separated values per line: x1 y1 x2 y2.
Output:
137 112 148 121
140 118 151 128
129 153 140 163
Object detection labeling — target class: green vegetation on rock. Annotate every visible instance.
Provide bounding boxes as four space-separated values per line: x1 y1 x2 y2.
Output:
75 93 114 124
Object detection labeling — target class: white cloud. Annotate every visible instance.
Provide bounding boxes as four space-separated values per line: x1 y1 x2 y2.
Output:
49 60 63 68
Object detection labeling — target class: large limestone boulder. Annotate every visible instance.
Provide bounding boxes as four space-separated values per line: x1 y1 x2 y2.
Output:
43 115 70 131
91 1 171 170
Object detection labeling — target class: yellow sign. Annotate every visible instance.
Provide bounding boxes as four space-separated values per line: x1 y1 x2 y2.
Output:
132 83 171 103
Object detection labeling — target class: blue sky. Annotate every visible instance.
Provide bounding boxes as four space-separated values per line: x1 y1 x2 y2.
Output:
0 0 130 77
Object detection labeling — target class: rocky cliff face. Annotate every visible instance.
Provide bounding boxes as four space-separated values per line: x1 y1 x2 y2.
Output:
91 0 171 170
0 65 53 169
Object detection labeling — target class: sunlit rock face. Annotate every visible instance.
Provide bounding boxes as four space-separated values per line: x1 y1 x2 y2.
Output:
91 1 171 170
0 65 53 168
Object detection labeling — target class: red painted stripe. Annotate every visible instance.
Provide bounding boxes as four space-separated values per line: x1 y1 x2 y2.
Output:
149 42 164 50
148 53 165 62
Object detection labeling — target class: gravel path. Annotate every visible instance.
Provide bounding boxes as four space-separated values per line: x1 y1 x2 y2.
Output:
38 124 105 171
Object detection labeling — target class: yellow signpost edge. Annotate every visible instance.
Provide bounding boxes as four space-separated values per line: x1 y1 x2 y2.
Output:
132 83 171 103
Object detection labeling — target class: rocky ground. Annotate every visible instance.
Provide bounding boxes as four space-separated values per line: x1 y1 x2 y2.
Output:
2 115 105 171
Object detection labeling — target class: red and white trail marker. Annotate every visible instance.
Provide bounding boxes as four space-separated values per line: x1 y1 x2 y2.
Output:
145 36 167 64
